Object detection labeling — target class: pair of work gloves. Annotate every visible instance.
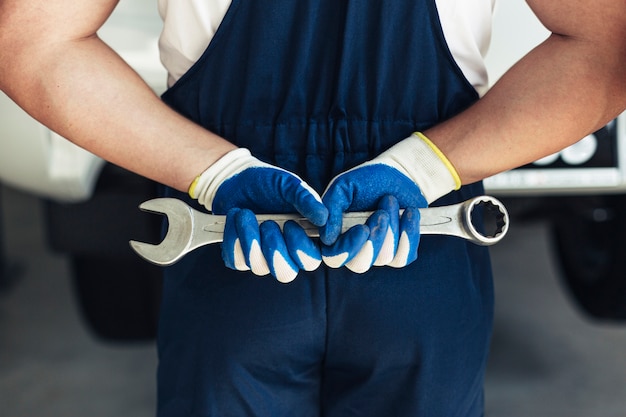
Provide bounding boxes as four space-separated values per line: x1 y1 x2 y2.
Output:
189 132 461 283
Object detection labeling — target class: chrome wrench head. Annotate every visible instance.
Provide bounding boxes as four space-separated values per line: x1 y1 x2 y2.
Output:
461 195 509 246
417 195 509 245
129 198 196 266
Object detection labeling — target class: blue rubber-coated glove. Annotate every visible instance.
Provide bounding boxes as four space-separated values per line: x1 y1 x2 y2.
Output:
189 148 328 283
320 132 461 273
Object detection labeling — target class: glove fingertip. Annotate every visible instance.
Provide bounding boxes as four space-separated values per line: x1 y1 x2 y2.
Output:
248 239 271 275
388 230 419 268
260 221 302 282
319 212 343 245
301 199 329 227
271 251 299 284
345 241 376 274
319 227 337 246
373 226 397 266
283 220 322 271
296 250 322 271
222 208 252 271
322 252 350 269
234 238 251 271
290 179 329 226
321 225 370 267
310 206 330 227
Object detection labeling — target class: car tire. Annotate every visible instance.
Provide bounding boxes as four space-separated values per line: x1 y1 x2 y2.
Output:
71 255 162 342
550 195 626 320
45 163 163 341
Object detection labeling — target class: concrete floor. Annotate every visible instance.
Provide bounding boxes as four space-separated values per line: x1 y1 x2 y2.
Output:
2 185 626 416
485 210 626 416
0 187 156 417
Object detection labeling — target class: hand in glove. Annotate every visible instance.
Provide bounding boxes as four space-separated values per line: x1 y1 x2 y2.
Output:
319 132 461 273
189 148 329 283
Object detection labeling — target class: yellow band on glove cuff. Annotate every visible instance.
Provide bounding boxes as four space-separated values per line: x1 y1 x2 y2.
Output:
188 175 201 199
413 132 462 190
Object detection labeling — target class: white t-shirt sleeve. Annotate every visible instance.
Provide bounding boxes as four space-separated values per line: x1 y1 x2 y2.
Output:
157 0 233 87
158 0 495 94
435 0 496 96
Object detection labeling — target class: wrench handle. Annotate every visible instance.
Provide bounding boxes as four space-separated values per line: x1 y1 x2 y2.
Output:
130 195 509 267
204 195 509 246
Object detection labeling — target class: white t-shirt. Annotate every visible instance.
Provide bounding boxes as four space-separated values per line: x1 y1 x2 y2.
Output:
158 0 495 96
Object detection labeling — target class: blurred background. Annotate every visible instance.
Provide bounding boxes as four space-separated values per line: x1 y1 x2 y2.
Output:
3 186 626 417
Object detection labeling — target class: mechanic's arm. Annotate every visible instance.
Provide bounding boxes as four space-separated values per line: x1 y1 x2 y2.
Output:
0 0 329 283
319 0 626 272
427 0 626 185
0 0 236 192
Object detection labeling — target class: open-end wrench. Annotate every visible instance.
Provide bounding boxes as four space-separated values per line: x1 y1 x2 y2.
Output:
129 195 509 266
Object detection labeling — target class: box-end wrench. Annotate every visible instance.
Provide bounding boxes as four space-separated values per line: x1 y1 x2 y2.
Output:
129 195 509 267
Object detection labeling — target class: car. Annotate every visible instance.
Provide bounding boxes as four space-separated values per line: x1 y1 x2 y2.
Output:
1 0 624 342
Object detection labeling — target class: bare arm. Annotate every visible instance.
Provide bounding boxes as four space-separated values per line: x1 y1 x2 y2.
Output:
0 0 236 192
427 0 626 184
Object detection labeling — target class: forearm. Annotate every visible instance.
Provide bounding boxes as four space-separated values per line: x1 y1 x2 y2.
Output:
0 33 236 192
427 29 626 185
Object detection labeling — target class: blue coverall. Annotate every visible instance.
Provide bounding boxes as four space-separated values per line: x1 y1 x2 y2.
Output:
158 1 494 415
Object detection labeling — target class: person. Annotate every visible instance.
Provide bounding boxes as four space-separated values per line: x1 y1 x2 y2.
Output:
1 0 625 415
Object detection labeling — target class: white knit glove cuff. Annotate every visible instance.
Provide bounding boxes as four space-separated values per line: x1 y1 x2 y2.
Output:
188 148 262 211
372 132 461 203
